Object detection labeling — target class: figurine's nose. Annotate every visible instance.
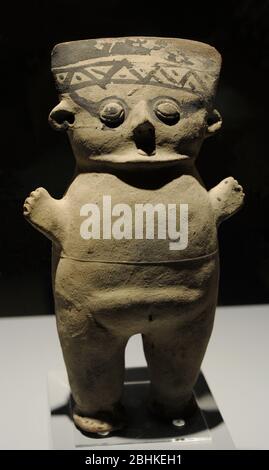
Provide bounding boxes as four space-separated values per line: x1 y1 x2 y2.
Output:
130 101 156 156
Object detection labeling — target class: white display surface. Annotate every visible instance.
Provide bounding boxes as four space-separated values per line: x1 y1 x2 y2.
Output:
0 305 268 450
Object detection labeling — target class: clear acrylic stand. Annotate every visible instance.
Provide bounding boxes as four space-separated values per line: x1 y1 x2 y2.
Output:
48 367 235 449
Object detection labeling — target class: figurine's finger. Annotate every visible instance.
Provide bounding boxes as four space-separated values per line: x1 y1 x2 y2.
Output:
24 199 32 206
30 190 40 197
36 187 47 194
23 205 31 215
234 184 243 192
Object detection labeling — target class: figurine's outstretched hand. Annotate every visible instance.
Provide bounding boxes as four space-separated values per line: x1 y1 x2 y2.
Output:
209 177 245 225
24 187 66 246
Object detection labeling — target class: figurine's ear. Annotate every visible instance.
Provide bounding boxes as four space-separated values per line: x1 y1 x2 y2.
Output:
48 100 75 131
205 109 222 137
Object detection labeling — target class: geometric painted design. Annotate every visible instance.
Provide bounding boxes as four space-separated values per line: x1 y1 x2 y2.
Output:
70 71 92 85
111 66 140 81
52 58 211 98
56 72 68 84
85 65 112 79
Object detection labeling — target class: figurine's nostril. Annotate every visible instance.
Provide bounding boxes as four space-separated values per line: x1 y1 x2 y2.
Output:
133 121 156 156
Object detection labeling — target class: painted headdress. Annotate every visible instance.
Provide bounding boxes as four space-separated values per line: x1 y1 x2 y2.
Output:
51 37 221 103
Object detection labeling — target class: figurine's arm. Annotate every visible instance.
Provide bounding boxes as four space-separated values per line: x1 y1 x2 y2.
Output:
209 177 245 225
23 187 68 247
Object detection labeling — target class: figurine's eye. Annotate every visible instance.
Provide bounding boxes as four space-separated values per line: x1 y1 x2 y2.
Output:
154 101 180 126
99 101 125 128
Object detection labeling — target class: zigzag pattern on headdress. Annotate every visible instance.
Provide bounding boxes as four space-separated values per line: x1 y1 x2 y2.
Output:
52 58 211 97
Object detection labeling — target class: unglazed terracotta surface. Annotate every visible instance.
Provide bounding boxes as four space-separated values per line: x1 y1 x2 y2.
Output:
23 37 244 434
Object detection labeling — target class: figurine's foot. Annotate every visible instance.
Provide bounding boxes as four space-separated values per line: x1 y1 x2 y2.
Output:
23 187 51 220
148 394 197 423
72 404 126 435
73 414 115 434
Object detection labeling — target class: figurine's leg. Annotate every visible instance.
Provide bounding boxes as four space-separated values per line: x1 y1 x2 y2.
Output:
142 306 215 420
56 310 128 434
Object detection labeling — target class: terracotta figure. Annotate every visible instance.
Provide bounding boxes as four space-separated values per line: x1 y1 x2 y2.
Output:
23 37 244 434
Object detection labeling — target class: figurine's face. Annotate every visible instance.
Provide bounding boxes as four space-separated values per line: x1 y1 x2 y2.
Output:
49 83 221 168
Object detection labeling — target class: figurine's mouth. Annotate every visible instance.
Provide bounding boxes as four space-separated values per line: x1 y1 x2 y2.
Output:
90 151 190 164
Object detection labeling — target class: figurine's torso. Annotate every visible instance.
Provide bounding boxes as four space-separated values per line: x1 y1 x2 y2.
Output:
53 171 219 330
60 172 218 262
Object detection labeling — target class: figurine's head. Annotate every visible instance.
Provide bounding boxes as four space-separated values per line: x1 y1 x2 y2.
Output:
49 37 222 169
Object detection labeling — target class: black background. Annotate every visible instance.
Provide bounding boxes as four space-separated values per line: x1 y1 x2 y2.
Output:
0 0 269 316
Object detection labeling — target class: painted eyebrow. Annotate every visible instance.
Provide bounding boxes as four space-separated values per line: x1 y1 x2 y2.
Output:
70 92 128 116
150 96 204 111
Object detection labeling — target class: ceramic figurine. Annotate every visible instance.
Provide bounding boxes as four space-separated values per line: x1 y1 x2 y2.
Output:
23 37 244 434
